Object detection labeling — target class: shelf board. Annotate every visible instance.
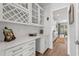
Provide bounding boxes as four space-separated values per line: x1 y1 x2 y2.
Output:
12 4 29 13
30 23 44 27
0 20 44 27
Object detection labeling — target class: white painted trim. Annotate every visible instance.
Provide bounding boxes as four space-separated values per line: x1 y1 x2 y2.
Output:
50 9 55 49
67 3 71 55
52 6 68 12
67 3 79 56
52 5 70 55
75 3 79 56
0 4 3 21
56 19 67 23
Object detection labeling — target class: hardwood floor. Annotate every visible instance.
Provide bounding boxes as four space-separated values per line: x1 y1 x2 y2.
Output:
36 37 68 56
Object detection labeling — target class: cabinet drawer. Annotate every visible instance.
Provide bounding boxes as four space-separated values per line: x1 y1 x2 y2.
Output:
23 51 35 56
12 51 24 56
23 46 35 56
26 52 35 56
24 40 35 48
5 44 24 56
5 40 35 56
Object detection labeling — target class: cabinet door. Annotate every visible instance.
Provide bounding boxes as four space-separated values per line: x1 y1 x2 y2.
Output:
40 38 45 53
40 9 44 25
3 3 29 23
23 40 35 56
5 44 24 56
32 3 38 24
4 40 35 56
23 47 35 56
36 38 41 51
18 3 28 9
36 38 45 53
44 36 49 50
0 50 4 56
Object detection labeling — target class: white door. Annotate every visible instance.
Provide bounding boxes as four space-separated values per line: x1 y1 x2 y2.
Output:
77 3 79 56
68 3 79 56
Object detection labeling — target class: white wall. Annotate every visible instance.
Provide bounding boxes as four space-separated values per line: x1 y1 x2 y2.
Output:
44 3 68 49
68 4 78 56
44 5 54 49
69 23 76 56
43 3 79 56
0 22 40 41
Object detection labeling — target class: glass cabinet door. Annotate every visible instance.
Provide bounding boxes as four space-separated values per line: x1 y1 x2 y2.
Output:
40 9 44 25
3 3 29 23
18 3 28 9
32 3 38 24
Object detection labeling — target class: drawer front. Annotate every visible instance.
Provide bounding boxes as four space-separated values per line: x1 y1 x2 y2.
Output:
23 40 35 56
24 40 35 49
23 47 35 56
12 51 24 56
5 44 24 56
27 40 35 47
25 52 35 56
5 40 35 56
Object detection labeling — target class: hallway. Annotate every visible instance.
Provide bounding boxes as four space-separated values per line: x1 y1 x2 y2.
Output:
44 37 67 56
36 37 67 56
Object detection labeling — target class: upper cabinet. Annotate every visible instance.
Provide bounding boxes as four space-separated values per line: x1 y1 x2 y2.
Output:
18 3 28 9
3 3 29 23
0 3 44 27
32 3 44 25
40 8 44 25
32 3 38 24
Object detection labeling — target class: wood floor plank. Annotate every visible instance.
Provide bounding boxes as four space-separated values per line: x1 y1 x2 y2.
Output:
36 37 68 56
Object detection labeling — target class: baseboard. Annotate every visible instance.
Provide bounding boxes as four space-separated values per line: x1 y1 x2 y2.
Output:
53 37 58 43
43 48 52 56
36 48 52 56
43 48 51 54
36 51 43 56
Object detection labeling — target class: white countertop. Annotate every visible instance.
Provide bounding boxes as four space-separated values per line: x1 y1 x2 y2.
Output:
0 36 41 50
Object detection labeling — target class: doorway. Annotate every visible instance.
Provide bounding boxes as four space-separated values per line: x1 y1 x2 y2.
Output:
52 23 68 56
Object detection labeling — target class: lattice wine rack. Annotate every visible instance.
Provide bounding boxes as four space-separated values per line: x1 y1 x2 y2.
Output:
2 3 29 23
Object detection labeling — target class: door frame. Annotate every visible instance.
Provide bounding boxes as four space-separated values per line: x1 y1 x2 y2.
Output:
68 3 79 56
75 3 79 56
52 6 70 55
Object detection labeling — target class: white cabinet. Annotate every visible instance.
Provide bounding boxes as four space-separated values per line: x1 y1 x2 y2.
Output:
40 37 45 53
31 3 44 25
18 3 28 9
36 36 46 54
39 8 44 25
2 3 29 23
42 35 49 51
0 3 44 27
5 44 24 56
32 3 38 24
0 40 35 56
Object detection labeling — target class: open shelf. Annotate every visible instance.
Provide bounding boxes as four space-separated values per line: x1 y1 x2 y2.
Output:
0 20 44 27
0 3 44 27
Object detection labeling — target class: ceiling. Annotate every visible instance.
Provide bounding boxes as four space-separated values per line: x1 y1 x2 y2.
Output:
38 3 69 9
53 7 67 21
38 3 51 8
38 3 68 23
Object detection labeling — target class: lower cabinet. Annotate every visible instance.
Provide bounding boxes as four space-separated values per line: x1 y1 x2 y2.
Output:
36 37 46 54
4 40 35 56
